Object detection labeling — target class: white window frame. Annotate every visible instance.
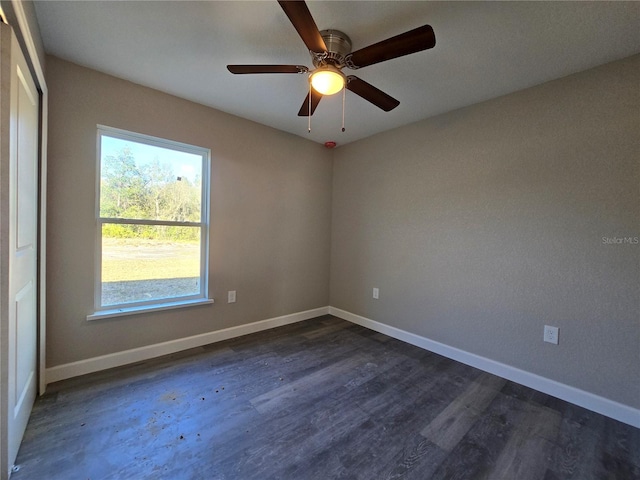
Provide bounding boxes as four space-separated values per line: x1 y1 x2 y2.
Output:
90 125 211 320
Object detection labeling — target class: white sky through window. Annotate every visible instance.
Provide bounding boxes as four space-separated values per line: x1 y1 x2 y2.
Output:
101 136 202 183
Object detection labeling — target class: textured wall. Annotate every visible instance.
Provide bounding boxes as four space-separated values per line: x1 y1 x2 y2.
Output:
330 55 640 408
46 56 332 366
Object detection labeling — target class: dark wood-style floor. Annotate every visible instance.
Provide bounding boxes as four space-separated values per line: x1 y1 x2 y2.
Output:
13 316 639 479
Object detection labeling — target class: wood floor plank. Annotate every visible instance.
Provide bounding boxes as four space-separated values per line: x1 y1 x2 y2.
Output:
383 436 449 480
250 352 374 413
427 389 541 479
545 413 640 479
489 402 562 480
420 372 507 452
301 320 351 339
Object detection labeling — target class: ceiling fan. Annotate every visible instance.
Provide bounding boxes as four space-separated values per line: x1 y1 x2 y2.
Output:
227 1 436 117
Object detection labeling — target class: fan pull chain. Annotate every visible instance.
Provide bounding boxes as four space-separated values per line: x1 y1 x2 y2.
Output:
308 82 312 133
341 87 346 132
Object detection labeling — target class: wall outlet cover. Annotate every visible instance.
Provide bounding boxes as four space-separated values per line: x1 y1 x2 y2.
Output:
544 325 559 345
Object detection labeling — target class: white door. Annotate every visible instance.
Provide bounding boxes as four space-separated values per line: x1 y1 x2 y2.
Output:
3 23 39 473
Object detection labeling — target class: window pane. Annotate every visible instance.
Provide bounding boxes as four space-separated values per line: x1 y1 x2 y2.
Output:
101 224 201 306
100 135 202 222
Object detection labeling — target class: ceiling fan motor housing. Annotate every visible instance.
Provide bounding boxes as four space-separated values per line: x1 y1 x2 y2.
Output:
313 29 352 67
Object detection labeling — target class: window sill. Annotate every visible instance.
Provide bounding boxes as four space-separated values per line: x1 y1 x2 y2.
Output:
87 298 214 321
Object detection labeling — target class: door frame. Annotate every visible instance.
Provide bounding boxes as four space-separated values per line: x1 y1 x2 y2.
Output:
0 1 47 477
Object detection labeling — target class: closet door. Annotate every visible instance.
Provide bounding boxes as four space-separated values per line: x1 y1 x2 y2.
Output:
1 22 39 474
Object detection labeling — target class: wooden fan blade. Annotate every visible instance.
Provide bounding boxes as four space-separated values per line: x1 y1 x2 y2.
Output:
298 89 323 116
346 76 399 112
227 65 308 74
345 25 435 69
278 1 327 53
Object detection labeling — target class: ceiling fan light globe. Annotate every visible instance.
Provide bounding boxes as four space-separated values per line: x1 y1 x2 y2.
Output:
310 69 345 95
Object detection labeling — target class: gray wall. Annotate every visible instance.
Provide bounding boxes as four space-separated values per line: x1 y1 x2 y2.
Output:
46 56 332 367
330 55 640 408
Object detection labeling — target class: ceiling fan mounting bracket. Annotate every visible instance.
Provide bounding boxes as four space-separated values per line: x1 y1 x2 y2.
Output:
344 55 358 70
311 29 352 68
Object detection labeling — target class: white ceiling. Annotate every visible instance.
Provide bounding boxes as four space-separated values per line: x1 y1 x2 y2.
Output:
33 1 640 146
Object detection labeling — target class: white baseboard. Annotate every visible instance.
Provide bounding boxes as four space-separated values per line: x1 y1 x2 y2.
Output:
46 306 330 384
45 304 639 428
329 307 640 428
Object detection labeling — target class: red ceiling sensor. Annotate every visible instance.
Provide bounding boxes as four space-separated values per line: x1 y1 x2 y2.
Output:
324 141 337 149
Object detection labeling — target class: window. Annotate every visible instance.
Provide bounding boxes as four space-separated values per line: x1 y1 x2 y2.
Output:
94 126 210 316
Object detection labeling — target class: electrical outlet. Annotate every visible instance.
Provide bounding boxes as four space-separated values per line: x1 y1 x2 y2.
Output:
544 325 559 345
228 290 236 303
373 287 379 299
